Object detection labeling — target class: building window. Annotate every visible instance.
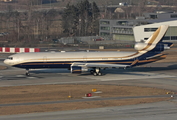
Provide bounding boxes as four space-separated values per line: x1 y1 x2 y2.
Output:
100 32 110 36
171 36 177 40
100 21 110 25
101 26 110 30
112 27 133 34
117 21 128 26
162 36 170 40
150 15 157 19
171 14 177 18
161 36 177 40
144 28 158 32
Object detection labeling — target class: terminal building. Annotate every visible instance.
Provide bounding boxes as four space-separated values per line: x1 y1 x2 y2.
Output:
99 11 177 42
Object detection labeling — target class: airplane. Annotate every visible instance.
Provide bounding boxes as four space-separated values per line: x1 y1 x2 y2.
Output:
4 25 173 76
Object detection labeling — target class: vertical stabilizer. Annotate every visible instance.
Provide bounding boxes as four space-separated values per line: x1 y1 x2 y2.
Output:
145 25 168 44
134 25 169 51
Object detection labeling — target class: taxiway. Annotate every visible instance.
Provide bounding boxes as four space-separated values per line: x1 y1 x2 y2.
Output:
0 60 177 120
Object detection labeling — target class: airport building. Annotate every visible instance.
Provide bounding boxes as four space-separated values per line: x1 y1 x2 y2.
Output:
99 11 177 42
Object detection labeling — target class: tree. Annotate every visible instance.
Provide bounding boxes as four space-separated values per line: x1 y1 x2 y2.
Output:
62 3 79 36
62 0 100 36
90 2 100 35
43 9 58 39
32 11 42 39
137 0 146 16
77 0 92 36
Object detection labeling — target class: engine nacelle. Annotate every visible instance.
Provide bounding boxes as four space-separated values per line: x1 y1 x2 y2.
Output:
134 42 170 52
134 43 149 51
71 66 88 73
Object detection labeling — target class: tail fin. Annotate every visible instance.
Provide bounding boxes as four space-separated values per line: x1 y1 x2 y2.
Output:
134 25 172 52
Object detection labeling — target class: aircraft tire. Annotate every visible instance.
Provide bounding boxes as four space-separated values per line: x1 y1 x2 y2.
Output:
93 72 98 76
26 73 30 76
98 72 102 76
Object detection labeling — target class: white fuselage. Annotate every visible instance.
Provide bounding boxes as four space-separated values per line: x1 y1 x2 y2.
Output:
4 51 137 66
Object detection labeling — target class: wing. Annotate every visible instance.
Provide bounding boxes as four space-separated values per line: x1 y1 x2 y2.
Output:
71 59 139 69
71 62 130 69
85 63 130 68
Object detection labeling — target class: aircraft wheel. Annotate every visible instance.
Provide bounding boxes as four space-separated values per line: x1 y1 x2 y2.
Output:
26 73 30 76
98 72 102 76
93 72 98 76
26 69 30 76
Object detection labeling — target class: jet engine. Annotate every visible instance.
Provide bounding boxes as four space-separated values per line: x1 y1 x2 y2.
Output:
71 66 88 73
134 42 171 52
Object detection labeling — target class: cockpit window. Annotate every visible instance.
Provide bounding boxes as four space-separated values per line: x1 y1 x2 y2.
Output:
7 57 13 60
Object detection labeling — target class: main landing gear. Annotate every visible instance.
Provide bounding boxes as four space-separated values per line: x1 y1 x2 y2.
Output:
90 68 102 76
26 69 30 76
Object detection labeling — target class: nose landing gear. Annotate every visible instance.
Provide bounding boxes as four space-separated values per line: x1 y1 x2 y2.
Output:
26 69 30 76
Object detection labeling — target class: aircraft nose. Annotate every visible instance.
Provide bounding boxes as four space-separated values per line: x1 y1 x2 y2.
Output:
4 59 9 65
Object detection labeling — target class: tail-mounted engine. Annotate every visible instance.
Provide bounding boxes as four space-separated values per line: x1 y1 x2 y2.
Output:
134 42 173 52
